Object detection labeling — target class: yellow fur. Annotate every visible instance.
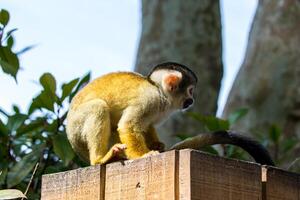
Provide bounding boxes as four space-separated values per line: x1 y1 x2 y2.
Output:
67 72 168 165
67 65 196 165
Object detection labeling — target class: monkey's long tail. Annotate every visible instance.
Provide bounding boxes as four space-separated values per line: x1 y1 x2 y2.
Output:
170 130 275 166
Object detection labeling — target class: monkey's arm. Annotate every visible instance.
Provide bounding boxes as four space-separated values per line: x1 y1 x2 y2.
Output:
118 127 159 159
170 131 274 166
145 125 165 152
118 107 159 159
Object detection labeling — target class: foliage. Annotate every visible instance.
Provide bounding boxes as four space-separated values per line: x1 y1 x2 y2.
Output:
0 9 90 199
254 124 299 169
184 108 251 161
0 9 34 80
0 189 26 199
0 72 90 198
184 108 299 173
0 8 299 200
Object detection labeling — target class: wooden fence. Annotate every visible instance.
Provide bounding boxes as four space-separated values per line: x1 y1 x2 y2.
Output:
41 149 300 200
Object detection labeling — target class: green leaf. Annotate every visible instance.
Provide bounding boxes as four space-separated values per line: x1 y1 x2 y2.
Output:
0 189 26 199
6 36 14 48
40 73 56 94
202 116 229 131
17 117 46 137
187 112 229 131
0 119 9 136
7 144 44 188
228 108 248 125
12 104 20 113
282 138 298 153
45 119 59 133
174 133 192 141
226 145 248 160
7 113 27 132
29 90 55 114
61 78 79 102
268 124 281 144
226 145 235 157
16 44 36 55
44 165 62 174
70 72 91 101
0 46 19 79
200 116 229 131
186 112 203 122
200 146 219 155
0 168 7 185
0 107 9 117
52 133 75 166
0 9 10 26
0 59 18 79
4 28 17 40
39 73 59 105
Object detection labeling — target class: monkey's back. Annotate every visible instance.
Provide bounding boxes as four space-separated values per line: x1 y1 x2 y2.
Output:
70 72 152 111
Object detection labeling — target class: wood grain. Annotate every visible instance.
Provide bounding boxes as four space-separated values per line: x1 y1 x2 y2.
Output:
179 149 262 200
41 150 300 200
104 150 178 200
41 165 104 200
264 166 300 200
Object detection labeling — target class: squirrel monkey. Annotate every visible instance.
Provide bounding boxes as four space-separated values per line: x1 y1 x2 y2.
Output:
67 62 274 166
66 62 197 165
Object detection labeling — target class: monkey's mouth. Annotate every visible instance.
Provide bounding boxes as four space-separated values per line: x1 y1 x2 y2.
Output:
182 98 194 109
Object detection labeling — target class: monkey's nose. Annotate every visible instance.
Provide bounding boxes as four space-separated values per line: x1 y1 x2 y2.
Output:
183 98 194 109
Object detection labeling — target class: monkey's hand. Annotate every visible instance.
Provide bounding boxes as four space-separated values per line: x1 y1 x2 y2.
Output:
146 126 165 152
150 141 165 152
142 150 160 158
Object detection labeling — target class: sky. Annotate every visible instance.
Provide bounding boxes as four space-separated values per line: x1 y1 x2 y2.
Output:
0 0 258 116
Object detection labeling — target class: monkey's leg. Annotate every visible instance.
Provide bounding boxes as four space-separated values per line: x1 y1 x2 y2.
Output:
145 125 165 152
78 99 114 165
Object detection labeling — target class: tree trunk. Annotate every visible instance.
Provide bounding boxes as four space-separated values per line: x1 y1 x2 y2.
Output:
223 0 300 162
135 0 223 147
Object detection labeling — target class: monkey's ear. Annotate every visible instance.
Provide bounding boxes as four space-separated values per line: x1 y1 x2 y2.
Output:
163 73 182 92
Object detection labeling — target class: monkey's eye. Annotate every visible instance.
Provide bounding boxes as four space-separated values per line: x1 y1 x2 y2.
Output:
188 86 194 96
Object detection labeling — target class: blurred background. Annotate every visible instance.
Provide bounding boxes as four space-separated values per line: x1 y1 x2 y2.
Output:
0 0 257 115
0 0 299 199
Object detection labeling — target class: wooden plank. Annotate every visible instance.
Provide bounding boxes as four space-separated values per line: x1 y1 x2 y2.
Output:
264 166 300 200
104 150 178 200
41 150 300 200
178 149 191 200
41 165 104 200
179 149 262 200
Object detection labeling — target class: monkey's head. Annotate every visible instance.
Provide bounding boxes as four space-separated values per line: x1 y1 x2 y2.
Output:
148 62 198 110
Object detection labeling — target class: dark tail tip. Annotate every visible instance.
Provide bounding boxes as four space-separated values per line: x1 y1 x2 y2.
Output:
214 131 275 166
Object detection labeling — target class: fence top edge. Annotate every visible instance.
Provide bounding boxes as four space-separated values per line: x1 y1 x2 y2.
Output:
42 149 299 178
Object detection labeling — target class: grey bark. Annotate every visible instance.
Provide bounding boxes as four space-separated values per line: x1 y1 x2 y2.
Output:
135 0 223 146
223 1 300 145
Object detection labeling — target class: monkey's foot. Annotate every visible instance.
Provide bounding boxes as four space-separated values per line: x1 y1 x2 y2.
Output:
142 150 160 158
112 143 127 156
92 144 127 165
